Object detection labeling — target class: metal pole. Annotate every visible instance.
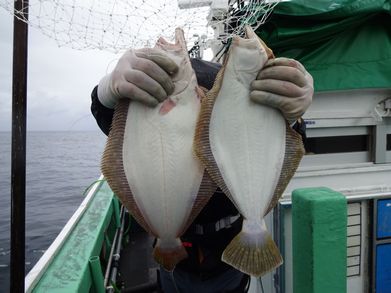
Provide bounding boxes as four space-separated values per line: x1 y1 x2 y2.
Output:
11 0 29 292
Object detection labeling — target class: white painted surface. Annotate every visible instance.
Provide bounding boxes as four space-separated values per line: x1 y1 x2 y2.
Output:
303 88 391 127
283 163 391 202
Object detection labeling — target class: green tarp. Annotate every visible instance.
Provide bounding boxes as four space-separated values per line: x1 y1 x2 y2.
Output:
256 0 391 91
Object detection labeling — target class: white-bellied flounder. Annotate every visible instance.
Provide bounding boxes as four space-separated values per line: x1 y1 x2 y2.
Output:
102 28 216 271
194 26 304 276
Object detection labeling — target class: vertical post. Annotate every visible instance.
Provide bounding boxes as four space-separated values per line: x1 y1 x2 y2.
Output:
373 120 391 164
113 196 121 229
11 0 29 292
89 256 105 293
292 187 347 293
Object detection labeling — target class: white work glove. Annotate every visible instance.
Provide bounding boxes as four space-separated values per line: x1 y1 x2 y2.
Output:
250 57 313 123
97 48 179 109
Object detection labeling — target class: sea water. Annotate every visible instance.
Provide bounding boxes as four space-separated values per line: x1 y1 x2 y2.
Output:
0 131 106 291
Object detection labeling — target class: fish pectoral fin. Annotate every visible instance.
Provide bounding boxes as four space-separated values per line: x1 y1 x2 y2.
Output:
222 223 282 277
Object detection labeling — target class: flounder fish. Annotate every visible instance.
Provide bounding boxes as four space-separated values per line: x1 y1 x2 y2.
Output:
194 26 304 276
101 28 216 270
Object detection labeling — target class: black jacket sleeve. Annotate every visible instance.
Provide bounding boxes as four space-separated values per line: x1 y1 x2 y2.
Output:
292 118 307 149
90 85 114 136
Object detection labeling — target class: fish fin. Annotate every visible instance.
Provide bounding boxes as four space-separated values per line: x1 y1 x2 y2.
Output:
153 240 188 271
222 221 282 277
101 99 157 236
258 37 274 59
264 122 305 215
194 60 237 203
178 171 217 235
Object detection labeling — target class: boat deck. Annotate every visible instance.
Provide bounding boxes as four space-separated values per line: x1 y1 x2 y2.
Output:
117 214 261 293
119 219 160 292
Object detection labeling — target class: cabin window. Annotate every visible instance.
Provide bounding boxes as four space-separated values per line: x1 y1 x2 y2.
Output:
387 134 391 151
305 135 369 154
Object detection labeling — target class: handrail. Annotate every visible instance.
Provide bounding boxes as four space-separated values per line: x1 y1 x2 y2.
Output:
25 175 104 292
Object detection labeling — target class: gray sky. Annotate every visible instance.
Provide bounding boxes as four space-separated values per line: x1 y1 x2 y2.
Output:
0 9 120 131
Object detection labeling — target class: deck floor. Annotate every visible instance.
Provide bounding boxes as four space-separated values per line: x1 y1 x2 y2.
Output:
117 218 261 293
118 221 160 292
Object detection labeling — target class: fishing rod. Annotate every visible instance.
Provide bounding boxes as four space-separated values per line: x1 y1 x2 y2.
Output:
11 0 29 292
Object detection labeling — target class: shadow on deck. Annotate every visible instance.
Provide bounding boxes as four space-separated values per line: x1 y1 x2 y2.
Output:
118 217 161 293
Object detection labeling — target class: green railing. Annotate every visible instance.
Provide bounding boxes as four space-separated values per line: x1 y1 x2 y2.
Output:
30 180 120 292
28 182 349 293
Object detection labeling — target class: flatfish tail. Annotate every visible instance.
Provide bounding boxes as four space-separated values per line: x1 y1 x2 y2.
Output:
101 99 157 237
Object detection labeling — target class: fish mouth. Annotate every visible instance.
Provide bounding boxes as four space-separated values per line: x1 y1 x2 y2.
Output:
244 25 257 39
244 25 275 59
155 27 192 96
155 28 187 55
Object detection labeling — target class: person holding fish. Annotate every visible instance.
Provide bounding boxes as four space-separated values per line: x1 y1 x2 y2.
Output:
91 37 313 292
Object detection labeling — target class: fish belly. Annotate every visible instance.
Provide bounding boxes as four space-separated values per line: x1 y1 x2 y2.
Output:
122 84 203 241
210 41 285 221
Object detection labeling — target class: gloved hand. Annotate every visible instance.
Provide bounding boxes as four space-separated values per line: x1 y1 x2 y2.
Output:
97 48 179 108
250 57 313 123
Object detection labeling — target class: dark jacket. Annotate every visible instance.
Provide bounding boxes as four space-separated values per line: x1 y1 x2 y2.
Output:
91 58 306 278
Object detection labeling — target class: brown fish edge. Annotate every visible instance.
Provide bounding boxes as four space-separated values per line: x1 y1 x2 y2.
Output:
193 29 305 276
101 99 156 236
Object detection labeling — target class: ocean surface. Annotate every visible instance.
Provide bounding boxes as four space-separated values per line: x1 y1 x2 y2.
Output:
0 131 107 292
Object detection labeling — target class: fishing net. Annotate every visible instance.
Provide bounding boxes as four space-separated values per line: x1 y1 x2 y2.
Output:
0 0 279 52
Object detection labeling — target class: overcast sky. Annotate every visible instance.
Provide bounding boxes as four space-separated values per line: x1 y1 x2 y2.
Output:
0 9 121 132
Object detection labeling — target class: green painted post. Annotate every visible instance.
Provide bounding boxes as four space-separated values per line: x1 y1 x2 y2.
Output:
89 256 105 293
292 187 347 293
113 196 121 228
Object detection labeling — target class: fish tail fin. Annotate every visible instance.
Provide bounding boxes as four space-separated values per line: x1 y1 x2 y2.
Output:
222 219 282 277
153 238 188 271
